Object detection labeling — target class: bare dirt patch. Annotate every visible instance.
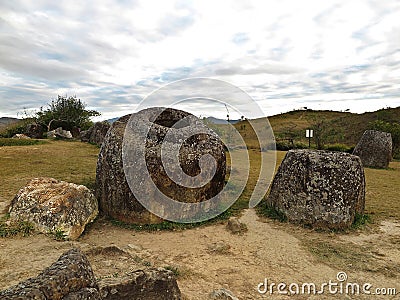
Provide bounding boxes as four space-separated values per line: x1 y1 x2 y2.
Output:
1 209 399 299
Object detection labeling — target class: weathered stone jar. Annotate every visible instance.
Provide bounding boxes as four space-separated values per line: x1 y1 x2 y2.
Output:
96 107 226 224
265 149 365 230
80 121 111 147
353 130 392 169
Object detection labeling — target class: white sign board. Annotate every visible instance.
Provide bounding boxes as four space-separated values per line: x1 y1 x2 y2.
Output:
306 129 314 138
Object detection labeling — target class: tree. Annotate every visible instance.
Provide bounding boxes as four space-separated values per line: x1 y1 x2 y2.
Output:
307 115 341 149
36 95 100 131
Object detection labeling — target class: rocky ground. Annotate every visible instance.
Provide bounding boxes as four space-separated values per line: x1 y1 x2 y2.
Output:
1 209 399 299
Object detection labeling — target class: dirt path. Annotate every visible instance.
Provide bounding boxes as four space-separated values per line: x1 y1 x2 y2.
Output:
1 209 399 299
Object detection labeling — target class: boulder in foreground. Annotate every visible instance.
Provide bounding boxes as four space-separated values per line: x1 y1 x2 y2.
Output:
9 177 98 240
0 248 101 299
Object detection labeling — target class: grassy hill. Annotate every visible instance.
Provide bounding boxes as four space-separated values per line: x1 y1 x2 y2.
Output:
234 107 400 149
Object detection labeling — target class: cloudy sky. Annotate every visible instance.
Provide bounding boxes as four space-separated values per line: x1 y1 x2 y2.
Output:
1 0 400 120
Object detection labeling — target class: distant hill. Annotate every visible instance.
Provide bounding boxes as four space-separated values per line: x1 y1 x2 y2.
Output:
205 116 239 125
106 117 119 123
0 117 20 130
0 117 20 125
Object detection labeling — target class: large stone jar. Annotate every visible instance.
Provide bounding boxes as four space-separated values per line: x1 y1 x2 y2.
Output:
266 149 365 230
96 107 226 224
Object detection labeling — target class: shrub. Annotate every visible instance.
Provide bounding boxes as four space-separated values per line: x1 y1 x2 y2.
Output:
293 142 309 149
275 140 309 151
0 119 32 138
324 143 354 153
351 213 371 229
36 95 100 131
275 140 293 151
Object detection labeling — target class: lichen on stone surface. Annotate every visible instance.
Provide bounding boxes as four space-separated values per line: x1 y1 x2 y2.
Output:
9 177 98 240
266 149 365 230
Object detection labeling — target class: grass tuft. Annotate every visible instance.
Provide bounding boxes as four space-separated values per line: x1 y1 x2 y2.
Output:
51 228 67 241
256 201 287 222
351 213 372 230
164 265 180 277
0 215 35 238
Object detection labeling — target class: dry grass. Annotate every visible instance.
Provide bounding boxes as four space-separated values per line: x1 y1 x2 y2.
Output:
364 163 400 222
227 150 286 213
305 237 400 277
0 140 99 205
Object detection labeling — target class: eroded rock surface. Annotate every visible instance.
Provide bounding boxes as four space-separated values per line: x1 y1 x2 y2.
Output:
9 177 98 240
96 107 226 224
25 123 44 139
80 121 111 146
0 248 101 299
98 268 181 300
47 127 73 139
266 149 365 230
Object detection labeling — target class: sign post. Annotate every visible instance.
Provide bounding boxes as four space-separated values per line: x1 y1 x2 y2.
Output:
306 129 313 148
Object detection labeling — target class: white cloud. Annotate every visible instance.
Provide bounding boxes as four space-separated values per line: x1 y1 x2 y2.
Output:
0 0 399 119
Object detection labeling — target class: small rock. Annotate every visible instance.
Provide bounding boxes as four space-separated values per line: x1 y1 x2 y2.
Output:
126 243 143 252
226 217 247 234
209 288 238 300
207 241 231 254
12 133 30 139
